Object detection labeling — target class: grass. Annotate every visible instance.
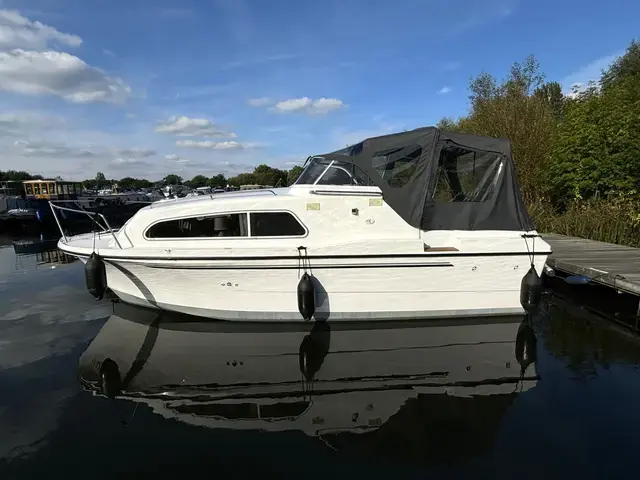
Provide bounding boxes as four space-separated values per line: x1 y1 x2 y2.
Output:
528 198 640 247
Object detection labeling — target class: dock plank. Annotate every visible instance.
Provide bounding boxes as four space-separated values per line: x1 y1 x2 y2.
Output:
543 234 640 296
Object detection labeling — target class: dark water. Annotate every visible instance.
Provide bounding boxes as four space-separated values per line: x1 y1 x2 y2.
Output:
2 236 640 479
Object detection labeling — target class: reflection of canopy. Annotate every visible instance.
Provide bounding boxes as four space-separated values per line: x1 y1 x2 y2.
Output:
316 126 534 231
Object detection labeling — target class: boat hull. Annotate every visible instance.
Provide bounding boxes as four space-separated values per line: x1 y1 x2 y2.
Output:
78 254 548 322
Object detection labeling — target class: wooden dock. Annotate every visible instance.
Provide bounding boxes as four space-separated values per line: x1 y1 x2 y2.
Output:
543 234 640 298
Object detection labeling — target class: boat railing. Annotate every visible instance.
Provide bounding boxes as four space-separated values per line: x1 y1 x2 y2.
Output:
49 200 124 249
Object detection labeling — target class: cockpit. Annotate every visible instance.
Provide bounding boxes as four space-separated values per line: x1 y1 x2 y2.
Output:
294 156 376 187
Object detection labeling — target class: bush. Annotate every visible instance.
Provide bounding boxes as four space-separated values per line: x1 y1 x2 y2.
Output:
529 195 640 247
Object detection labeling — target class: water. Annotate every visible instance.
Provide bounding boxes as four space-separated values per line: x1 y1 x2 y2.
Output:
1 235 640 479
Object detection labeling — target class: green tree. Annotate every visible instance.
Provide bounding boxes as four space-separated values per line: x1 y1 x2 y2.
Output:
95 172 106 187
117 177 152 190
533 81 566 119
436 117 459 131
83 179 98 190
287 166 304 185
164 174 183 185
548 45 640 205
208 174 227 188
190 175 208 188
227 172 256 186
252 164 287 187
453 54 557 203
0 170 42 181
601 39 640 90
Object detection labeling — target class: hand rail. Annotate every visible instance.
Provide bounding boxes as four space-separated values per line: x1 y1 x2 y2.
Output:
49 200 124 250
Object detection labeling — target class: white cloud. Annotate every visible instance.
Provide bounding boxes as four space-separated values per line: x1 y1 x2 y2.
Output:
115 148 155 159
437 86 452 94
560 51 623 96
0 9 82 50
175 139 246 150
0 49 131 103
247 96 273 107
155 115 236 138
272 97 345 115
0 111 65 136
12 139 157 165
165 153 190 164
103 49 115 57
13 139 99 158
112 157 145 165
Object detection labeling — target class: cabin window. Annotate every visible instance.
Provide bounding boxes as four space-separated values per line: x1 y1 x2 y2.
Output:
49 183 55 195
433 147 504 202
41 183 48 194
249 212 306 237
371 145 422 188
25 184 33 195
62 184 69 195
145 213 248 239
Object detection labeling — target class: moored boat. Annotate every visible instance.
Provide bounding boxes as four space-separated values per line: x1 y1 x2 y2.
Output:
56 126 551 322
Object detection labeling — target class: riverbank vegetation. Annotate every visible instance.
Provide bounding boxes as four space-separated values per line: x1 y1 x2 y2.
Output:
437 39 640 247
2 40 638 246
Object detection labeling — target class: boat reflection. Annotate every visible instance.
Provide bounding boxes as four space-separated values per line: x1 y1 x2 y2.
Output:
12 236 77 268
78 302 538 455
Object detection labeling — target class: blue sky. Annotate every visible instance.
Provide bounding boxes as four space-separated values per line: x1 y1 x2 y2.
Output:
0 0 637 181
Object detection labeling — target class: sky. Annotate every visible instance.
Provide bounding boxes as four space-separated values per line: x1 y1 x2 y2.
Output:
0 0 637 182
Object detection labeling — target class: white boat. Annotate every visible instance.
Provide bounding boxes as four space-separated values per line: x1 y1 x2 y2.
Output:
54 127 552 322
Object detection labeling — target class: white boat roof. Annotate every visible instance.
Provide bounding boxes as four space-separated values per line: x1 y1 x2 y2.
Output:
143 185 381 214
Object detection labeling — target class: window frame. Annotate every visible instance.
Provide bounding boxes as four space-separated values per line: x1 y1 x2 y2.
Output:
143 209 308 241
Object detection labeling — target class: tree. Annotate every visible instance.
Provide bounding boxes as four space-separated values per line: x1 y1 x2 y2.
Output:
436 117 459 131
190 175 208 188
287 166 304 185
95 172 106 187
83 179 98 190
0 170 41 181
208 174 227 188
252 164 287 187
452 55 557 203
164 174 183 185
601 39 640 90
118 177 152 190
533 81 566 119
548 42 640 206
227 172 256 187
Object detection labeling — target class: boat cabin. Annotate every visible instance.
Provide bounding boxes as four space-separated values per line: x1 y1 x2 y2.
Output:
23 180 83 200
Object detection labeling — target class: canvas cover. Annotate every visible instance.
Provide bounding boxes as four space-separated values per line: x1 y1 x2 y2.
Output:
318 126 534 231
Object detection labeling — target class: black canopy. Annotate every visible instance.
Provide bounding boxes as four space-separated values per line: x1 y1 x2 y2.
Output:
317 126 534 232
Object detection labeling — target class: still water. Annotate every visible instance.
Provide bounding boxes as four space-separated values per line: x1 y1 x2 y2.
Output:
1 235 640 479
